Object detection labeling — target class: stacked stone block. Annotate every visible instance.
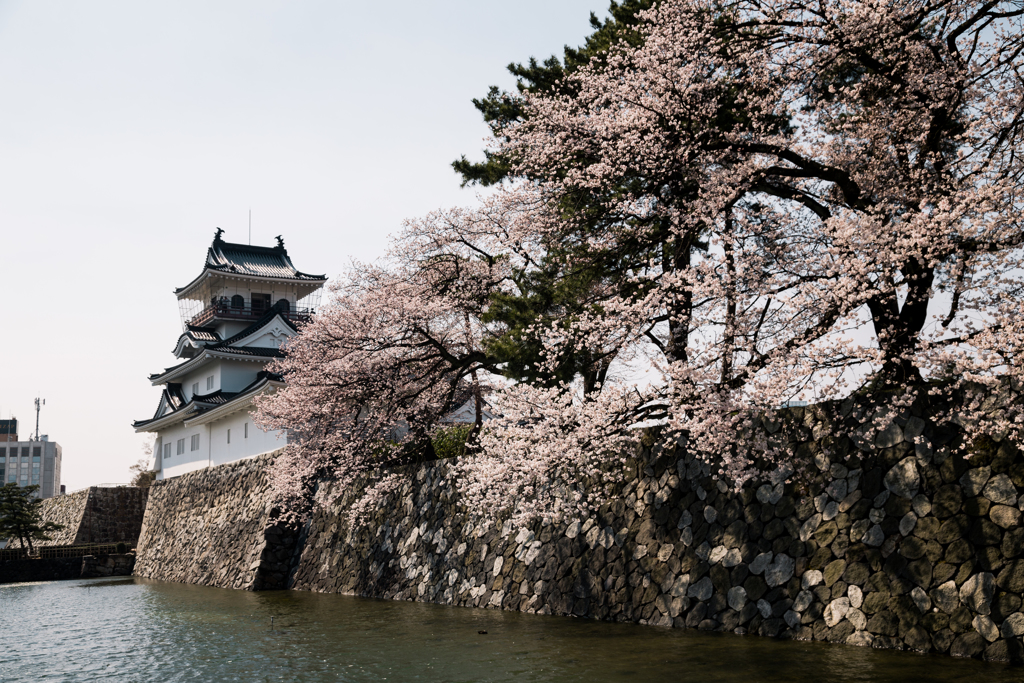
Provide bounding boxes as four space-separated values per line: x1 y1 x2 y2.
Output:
8 487 148 548
30 489 90 546
75 487 149 546
288 405 1024 663
133 451 295 590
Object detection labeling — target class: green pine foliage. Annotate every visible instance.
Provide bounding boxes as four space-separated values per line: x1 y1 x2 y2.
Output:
0 483 63 554
448 2 661 395
452 0 656 187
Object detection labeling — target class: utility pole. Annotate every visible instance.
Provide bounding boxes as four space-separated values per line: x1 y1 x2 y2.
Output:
33 397 44 441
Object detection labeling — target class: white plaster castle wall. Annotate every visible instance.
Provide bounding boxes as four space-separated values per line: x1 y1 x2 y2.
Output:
208 410 287 468
156 410 287 480
215 321 251 339
178 367 220 401
155 422 211 480
219 360 264 393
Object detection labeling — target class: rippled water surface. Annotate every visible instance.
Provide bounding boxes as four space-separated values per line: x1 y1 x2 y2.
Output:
1 577 1022 682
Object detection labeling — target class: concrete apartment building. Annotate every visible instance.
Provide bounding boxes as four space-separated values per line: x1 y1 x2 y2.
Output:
0 418 62 499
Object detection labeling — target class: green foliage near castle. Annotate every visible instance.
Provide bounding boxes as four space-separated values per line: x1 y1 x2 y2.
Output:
452 0 655 187
431 424 474 461
0 483 63 553
452 1 658 396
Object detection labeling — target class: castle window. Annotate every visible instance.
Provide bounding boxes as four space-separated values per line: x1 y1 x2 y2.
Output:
163 443 171 460
206 375 214 390
275 298 290 314
230 294 245 309
191 434 200 451
177 438 185 455
192 382 199 396
252 293 272 314
227 429 231 444
244 422 248 439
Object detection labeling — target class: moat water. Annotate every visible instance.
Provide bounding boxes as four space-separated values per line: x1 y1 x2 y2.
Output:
0 577 1021 682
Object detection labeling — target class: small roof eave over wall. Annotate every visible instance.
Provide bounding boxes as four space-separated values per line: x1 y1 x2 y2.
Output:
174 269 327 302
133 407 191 433
182 377 285 427
149 347 281 385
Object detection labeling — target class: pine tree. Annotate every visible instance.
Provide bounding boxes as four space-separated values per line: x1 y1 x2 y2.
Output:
0 483 63 553
452 0 655 187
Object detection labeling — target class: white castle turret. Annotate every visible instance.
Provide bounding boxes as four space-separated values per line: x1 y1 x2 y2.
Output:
134 229 326 480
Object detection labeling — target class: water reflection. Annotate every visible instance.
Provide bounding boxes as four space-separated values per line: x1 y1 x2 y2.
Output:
0 577 1019 682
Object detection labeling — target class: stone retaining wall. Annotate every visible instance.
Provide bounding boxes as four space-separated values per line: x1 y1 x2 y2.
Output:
81 553 135 578
133 452 294 590
33 489 90 545
132 405 1024 662
0 553 135 584
289 407 1024 663
20 487 149 547
75 487 149 546
0 557 82 583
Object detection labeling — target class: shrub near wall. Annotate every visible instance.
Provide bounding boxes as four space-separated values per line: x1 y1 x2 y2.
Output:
289 405 1024 662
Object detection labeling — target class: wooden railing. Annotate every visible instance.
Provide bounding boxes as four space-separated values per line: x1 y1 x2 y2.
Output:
0 542 131 561
188 301 313 328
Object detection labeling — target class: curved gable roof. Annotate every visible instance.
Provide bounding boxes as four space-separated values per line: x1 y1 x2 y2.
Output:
175 231 327 299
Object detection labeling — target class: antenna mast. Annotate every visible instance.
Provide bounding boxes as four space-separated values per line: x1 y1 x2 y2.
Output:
33 397 45 441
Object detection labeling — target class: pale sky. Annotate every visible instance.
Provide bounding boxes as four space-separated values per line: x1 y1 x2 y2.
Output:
0 0 604 490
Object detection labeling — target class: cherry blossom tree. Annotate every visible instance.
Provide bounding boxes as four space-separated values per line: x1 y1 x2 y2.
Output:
260 0 1024 523
495 0 1024 483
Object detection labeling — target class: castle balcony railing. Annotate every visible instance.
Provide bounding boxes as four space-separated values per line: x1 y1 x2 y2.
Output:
188 301 314 328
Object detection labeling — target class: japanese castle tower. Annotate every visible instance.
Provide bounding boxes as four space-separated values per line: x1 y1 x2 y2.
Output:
134 229 326 480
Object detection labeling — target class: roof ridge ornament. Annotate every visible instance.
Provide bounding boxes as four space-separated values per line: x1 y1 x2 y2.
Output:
275 235 284 249
214 227 224 243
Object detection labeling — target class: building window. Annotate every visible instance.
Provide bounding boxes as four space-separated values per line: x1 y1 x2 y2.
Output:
275 298 290 314
231 294 245 309
177 438 185 455
207 375 214 390
252 293 272 314
163 443 171 460
191 434 200 451
227 429 231 444
192 382 200 396
32 447 41 458
244 422 248 439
